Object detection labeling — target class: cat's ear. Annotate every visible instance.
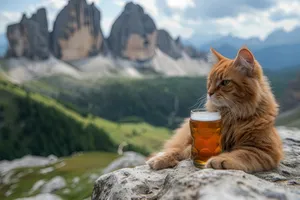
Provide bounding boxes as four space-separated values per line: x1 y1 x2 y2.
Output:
208 47 226 64
234 46 255 76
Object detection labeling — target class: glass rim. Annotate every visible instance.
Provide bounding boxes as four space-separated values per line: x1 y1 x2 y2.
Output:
190 108 221 121
190 108 220 114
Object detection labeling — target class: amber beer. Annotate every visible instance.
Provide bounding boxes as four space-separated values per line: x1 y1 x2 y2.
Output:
190 109 222 168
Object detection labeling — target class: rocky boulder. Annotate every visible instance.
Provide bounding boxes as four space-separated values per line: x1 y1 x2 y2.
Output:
51 0 108 61
157 29 182 59
6 8 50 60
102 151 146 174
108 2 157 62
41 176 66 193
0 155 58 175
16 194 62 200
92 126 300 200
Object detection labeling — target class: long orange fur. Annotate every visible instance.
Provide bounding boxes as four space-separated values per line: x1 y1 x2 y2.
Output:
146 46 283 173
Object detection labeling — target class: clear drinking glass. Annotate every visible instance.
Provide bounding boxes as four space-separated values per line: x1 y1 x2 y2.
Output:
190 109 222 168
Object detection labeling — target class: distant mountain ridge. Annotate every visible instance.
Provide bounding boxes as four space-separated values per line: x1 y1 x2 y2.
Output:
199 27 300 69
200 34 262 51
212 43 300 69
2 0 300 75
264 27 300 47
2 0 208 79
200 27 300 51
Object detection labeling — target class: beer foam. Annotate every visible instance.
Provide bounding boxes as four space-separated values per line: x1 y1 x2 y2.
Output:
191 111 221 121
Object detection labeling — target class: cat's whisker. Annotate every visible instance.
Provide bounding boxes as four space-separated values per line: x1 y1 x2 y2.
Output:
198 98 207 108
189 94 207 109
197 95 208 109
189 99 201 109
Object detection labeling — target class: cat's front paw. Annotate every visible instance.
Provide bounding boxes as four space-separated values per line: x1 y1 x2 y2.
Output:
205 156 242 170
146 152 179 170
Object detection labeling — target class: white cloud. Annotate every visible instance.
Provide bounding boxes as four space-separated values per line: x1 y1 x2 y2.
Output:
44 0 66 9
154 13 195 39
186 19 201 25
276 0 300 14
209 1 300 40
158 17 194 39
166 0 195 10
129 0 299 40
2 0 300 42
0 11 21 21
156 0 300 40
0 11 21 33
102 17 115 36
113 0 126 7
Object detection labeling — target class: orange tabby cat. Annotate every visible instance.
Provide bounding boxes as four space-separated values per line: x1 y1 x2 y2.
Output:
146 46 283 173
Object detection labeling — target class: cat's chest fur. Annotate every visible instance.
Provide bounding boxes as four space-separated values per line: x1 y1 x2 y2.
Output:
220 118 248 152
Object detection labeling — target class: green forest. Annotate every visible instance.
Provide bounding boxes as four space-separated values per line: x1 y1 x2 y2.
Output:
0 65 299 160
25 68 294 129
0 78 170 160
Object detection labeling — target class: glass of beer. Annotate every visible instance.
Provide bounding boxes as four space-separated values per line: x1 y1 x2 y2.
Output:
190 108 222 168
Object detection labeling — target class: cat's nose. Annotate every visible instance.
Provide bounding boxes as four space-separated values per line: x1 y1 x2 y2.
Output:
208 92 214 97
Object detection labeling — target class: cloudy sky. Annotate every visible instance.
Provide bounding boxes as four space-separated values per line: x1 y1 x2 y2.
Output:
1 0 300 41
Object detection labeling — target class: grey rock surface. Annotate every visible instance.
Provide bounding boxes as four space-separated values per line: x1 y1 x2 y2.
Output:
92 127 300 200
29 180 46 194
108 2 157 61
102 151 146 174
41 176 66 193
157 29 182 59
0 155 58 176
6 8 50 60
16 193 62 200
51 0 108 61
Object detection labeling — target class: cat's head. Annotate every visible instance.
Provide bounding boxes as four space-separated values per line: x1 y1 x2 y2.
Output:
206 46 265 115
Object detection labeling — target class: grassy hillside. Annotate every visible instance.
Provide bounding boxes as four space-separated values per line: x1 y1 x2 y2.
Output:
24 70 292 130
0 152 119 200
0 77 171 160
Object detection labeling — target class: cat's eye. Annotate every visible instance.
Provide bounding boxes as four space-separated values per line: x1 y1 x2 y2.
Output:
221 80 231 86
